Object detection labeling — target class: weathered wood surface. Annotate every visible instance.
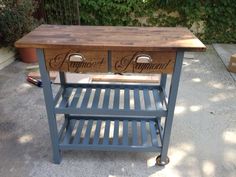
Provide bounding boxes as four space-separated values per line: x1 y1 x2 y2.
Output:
15 25 206 52
112 51 176 74
44 49 108 73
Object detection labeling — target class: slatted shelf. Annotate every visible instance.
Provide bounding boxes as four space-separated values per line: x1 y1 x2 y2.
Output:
59 116 162 151
54 83 167 117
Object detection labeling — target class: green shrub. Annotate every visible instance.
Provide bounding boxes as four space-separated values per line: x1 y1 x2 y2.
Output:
44 0 80 25
79 0 147 26
0 0 39 46
203 1 236 43
43 0 236 43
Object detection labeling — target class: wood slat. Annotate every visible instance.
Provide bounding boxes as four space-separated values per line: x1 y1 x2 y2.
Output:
87 89 96 108
139 90 145 110
141 121 148 146
103 120 111 145
80 88 92 109
59 88 73 108
93 120 102 145
60 143 161 152
149 121 158 147
54 87 64 106
132 121 138 145
113 120 119 145
82 120 93 145
70 88 82 107
92 88 101 109
152 89 163 110
103 88 110 109
113 88 120 109
134 89 140 110
148 90 157 110
15 25 206 52
122 120 129 145
143 89 152 110
157 119 164 143
72 120 85 144
63 119 76 144
64 83 160 89
59 118 68 142
124 89 130 110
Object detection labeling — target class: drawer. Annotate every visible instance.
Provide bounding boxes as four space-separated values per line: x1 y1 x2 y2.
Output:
112 51 176 74
44 49 108 73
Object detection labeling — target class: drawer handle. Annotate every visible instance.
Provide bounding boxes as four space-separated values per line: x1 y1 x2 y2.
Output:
135 54 152 63
68 53 85 62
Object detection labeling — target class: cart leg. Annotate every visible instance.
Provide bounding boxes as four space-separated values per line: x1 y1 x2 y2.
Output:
59 71 66 85
160 73 167 90
156 51 184 166
59 71 70 123
37 49 62 164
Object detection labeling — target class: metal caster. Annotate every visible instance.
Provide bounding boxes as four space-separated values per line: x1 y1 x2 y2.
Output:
156 155 169 166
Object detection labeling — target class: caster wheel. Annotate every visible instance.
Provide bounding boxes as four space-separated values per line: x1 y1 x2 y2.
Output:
156 155 169 166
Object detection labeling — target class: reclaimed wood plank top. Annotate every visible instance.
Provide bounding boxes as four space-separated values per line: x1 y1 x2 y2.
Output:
15 25 206 52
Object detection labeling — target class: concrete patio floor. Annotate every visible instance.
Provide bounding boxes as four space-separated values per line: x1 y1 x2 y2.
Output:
0 45 236 177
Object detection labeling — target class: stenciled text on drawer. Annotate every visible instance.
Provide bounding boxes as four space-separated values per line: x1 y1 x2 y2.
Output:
44 49 108 73
112 51 176 74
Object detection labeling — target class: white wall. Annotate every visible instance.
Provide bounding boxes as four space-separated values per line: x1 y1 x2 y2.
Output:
0 47 16 70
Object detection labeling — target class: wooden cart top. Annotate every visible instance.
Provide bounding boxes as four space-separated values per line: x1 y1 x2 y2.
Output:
15 25 206 52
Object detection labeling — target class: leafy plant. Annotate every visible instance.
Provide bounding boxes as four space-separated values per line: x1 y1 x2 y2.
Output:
43 0 236 43
44 0 80 25
0 0 39 46
145 0 236 43
203 0 236 43
79 0 148 26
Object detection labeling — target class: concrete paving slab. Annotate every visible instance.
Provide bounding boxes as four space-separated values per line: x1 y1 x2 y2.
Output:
213 44 236 81
0 46 236 177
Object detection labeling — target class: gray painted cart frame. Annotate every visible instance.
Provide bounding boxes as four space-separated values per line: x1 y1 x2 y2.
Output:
37 49 184 165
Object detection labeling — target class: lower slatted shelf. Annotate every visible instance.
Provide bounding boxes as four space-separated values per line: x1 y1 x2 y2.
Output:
59 116 162 152
54 83 167 117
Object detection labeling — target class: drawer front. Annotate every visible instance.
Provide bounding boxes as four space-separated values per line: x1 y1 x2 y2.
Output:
112 51 176 74
44 49 108 73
